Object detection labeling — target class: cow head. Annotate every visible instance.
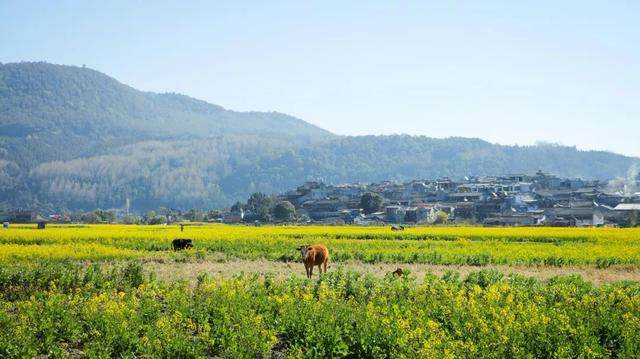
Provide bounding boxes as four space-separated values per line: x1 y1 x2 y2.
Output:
297 245 311 257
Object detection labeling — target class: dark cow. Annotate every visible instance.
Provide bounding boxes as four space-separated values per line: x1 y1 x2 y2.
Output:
172 238 193 251
391 267 404 277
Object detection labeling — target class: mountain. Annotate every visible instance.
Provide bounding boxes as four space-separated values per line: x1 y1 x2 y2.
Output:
0 62 334 167
0 62 334 210
1 62 638 212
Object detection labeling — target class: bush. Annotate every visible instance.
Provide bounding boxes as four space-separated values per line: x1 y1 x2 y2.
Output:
433 210 449 224
465 269 504 288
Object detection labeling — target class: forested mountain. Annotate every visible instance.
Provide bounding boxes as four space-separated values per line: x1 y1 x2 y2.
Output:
1 62 638 211
0 62 333 168
0 62 333 210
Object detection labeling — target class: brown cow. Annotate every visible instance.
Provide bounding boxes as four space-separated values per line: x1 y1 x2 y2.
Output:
391 267 404 277
297 244 329 279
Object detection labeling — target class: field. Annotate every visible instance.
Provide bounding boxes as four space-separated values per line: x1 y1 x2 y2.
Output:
2 224 640 357
3 224 640 266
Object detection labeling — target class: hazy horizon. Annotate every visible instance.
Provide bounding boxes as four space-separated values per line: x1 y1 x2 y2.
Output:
2 1 639 157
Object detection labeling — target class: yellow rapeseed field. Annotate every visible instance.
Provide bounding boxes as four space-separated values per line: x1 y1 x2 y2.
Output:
2 224 640 266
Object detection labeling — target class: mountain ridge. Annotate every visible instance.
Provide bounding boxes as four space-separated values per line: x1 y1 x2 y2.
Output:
1 62 638 211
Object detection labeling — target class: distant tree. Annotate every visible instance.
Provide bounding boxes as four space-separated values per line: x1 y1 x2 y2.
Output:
360 192 383 215
434 211 449 224
184 209 205 222
121 215 140 224
69 211 84 223
147 215 166 225
230 201 244 213
144 210 166 225
80 211 100 224
145 210 157 221
246 192 275 221
93 209 115 223
273 201 295 221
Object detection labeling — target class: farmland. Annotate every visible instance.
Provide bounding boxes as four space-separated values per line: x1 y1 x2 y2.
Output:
2 224 640 266
2 224 640 357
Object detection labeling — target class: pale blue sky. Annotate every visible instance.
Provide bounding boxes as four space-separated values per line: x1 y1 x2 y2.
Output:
1 1 639 157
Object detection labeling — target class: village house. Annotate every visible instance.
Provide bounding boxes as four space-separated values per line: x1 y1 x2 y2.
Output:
614 203 640 226
243 171 640 227
1 210 40 223
222 208 244 224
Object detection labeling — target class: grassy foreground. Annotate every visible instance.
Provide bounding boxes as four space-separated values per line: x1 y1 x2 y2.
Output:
2 224 640 267
1 261 640 358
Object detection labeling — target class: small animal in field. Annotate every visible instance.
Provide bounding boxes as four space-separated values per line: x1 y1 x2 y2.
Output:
172 238 193 251
391 267 404 277
297 244 329 279
391 225 405 231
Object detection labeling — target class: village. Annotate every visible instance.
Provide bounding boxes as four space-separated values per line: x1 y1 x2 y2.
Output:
226 170 640 227
2 170 639 228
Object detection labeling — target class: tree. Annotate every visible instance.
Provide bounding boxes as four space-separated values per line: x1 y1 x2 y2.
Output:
147 215 166 225
145 210 157 221
230 201 244 213
184 209 205 222
246 192 275 221
80 210 114 224
121 215 140 224
93 209 116 223
80 211 100 224
434 211 449 224
144 210 166 225
359 192 383 215
273 201 295 221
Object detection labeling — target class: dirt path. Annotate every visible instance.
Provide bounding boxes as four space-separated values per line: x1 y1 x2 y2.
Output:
142 259 640 285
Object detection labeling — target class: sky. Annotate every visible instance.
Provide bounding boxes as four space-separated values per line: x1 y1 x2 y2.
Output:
1 0 639 157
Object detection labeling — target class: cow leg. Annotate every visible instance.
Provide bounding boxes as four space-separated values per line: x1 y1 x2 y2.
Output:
309 266 313 278
317 264 322 275
323 261 327 273
305 265 310 279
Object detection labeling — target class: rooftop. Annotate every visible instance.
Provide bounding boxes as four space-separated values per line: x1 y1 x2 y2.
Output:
614 204 640 211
